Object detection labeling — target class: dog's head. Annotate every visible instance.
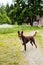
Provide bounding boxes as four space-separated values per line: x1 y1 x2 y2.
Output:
18 31 23 39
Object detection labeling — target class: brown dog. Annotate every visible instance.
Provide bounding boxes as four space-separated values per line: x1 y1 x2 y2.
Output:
18 31 37 51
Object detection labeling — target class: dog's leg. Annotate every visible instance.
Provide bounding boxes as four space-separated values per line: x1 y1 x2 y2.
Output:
32 39 37 48
30 41 33 46
24 44 26 51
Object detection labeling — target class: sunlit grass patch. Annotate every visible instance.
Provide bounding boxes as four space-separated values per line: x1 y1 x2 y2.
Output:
36 32 43 49
0 25 43 34
0 33 29 65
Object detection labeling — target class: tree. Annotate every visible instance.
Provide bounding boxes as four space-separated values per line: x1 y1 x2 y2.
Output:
0 5 6 14
10 4 14 10
12 0 26 24
0 4 11 24
27 0 42 26
0 0 42 25
0 13 11 24
5 3 10 16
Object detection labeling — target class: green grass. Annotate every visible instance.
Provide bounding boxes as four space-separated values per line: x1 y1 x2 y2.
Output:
36 30 43 48
0 25 43 65
0 34 29 65
0 25 43 34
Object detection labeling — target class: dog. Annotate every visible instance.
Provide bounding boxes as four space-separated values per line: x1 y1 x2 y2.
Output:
18 31 37 51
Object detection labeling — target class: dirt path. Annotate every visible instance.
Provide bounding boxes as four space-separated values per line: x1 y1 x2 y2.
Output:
22 31 43 65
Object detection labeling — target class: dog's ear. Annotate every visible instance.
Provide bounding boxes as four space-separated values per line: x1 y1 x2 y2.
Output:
18 31 20 34
21 31 23 34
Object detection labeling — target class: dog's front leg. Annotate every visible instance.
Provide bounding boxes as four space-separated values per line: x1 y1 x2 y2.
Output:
24 44 26 51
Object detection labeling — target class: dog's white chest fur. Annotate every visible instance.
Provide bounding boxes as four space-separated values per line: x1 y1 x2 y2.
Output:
19 38 23 44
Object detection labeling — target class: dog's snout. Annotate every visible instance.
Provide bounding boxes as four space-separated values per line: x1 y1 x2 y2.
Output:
18 35 21 40
19 35 21 37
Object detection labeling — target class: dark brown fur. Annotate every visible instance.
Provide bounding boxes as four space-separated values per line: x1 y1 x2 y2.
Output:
18 31 37 51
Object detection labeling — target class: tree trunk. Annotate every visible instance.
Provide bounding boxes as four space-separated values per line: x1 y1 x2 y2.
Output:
30 17 33 26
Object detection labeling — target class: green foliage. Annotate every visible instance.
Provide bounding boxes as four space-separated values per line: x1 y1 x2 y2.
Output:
0 0 43 25
0 13 11 24
5 3 10 16
0 5 6 14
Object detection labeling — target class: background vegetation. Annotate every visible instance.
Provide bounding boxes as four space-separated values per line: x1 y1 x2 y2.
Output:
0 0 43 26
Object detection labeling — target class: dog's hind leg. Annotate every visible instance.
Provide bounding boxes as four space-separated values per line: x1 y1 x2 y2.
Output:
30 41 33 46
32 39 37 48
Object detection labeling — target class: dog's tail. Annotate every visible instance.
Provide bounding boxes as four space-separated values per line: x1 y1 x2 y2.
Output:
33 31 37 37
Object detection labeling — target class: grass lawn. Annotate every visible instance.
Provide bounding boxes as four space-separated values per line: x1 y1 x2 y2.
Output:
36 30 43 49
0 25 43 65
